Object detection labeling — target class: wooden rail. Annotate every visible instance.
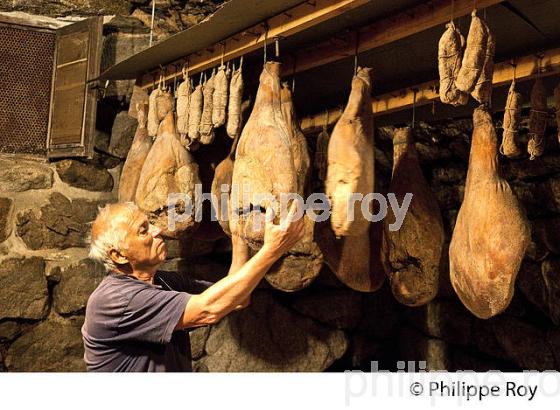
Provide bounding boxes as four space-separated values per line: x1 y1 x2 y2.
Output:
300 47 560 133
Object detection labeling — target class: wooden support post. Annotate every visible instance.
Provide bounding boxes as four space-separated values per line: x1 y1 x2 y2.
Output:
300 47 560 133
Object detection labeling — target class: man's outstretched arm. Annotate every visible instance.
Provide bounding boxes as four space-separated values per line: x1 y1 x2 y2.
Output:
175 202 304 329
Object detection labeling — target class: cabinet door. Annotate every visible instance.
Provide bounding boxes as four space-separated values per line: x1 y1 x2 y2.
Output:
47 17 103 158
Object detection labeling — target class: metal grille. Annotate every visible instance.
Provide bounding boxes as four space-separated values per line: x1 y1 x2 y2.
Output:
0 25 55 156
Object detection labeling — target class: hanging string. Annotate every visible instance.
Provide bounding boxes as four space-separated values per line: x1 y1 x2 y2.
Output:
220 42 225 67
149 0 156 47
173 64 178 95
451 0 455 23
291 54 297 93
412 88 417 129
353 30 360 76
324 109 329 130
263 23 269 64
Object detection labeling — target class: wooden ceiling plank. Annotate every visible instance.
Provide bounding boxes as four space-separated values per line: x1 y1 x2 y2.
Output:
139 0 370 89
282 0 504 76
300 46 560 133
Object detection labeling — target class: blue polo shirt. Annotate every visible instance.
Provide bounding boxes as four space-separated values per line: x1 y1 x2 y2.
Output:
82 271 211 372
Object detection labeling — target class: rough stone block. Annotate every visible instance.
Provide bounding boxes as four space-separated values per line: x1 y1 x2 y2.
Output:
108 111 139 159
0 320 22 342
493 316 556 370
0 197 14 243
5 318 85 372
0 159 53 192
0 257 48 320
203 291 348 371
52 259 106 315
288 289 363 330
55 160 113 192
16 192 103 250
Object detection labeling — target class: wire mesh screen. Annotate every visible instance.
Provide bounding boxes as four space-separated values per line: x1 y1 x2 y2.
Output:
0 25 55 156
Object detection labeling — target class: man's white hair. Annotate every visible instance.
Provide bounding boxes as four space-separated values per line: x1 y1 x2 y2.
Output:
89 202 139 273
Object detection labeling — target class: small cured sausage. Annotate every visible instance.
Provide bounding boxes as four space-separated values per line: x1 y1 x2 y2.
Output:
500 79 523 158
176 72 192 137
456 10 488 94
226 60 244 139
212 65 230 128
438 21 468 106
200 70 216 144
188 81 203 143
527 78 548 160
471 21 495 105
147 86 163 138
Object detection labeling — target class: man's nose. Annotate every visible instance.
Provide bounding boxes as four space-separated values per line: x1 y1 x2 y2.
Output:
149 224 162 238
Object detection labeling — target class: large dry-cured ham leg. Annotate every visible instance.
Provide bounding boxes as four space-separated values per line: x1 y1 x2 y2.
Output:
135 90 201 238
326 67 374 238
324 67 374 291
280 82 311 196
449 106 530 319
211 133 239 237
118 103 152 203
381 127 444 306
231 62 322 292
315 219 385 293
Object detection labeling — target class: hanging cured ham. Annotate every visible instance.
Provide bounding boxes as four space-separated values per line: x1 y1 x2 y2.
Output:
232 62 296 242
326 67 374 237
381 127 444 306
315 219 385 293
324 67 375 291
118 103 152 203
135 90 201 238
281 82 311 195
449 106 530 319
211 134 239 237
231 61 322 292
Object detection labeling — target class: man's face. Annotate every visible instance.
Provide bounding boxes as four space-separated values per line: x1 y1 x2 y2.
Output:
119 210 167 271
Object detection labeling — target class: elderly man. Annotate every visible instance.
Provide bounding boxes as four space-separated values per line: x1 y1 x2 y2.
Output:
82 201 304 372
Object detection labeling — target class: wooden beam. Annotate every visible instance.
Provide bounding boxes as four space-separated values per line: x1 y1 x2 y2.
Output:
139 0 370 89
281 0 504 76
300 47 560 133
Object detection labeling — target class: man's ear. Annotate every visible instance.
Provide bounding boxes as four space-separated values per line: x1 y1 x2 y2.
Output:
108 248 129 266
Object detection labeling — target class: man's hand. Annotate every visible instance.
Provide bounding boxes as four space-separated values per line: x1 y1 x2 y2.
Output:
262 201 305 259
